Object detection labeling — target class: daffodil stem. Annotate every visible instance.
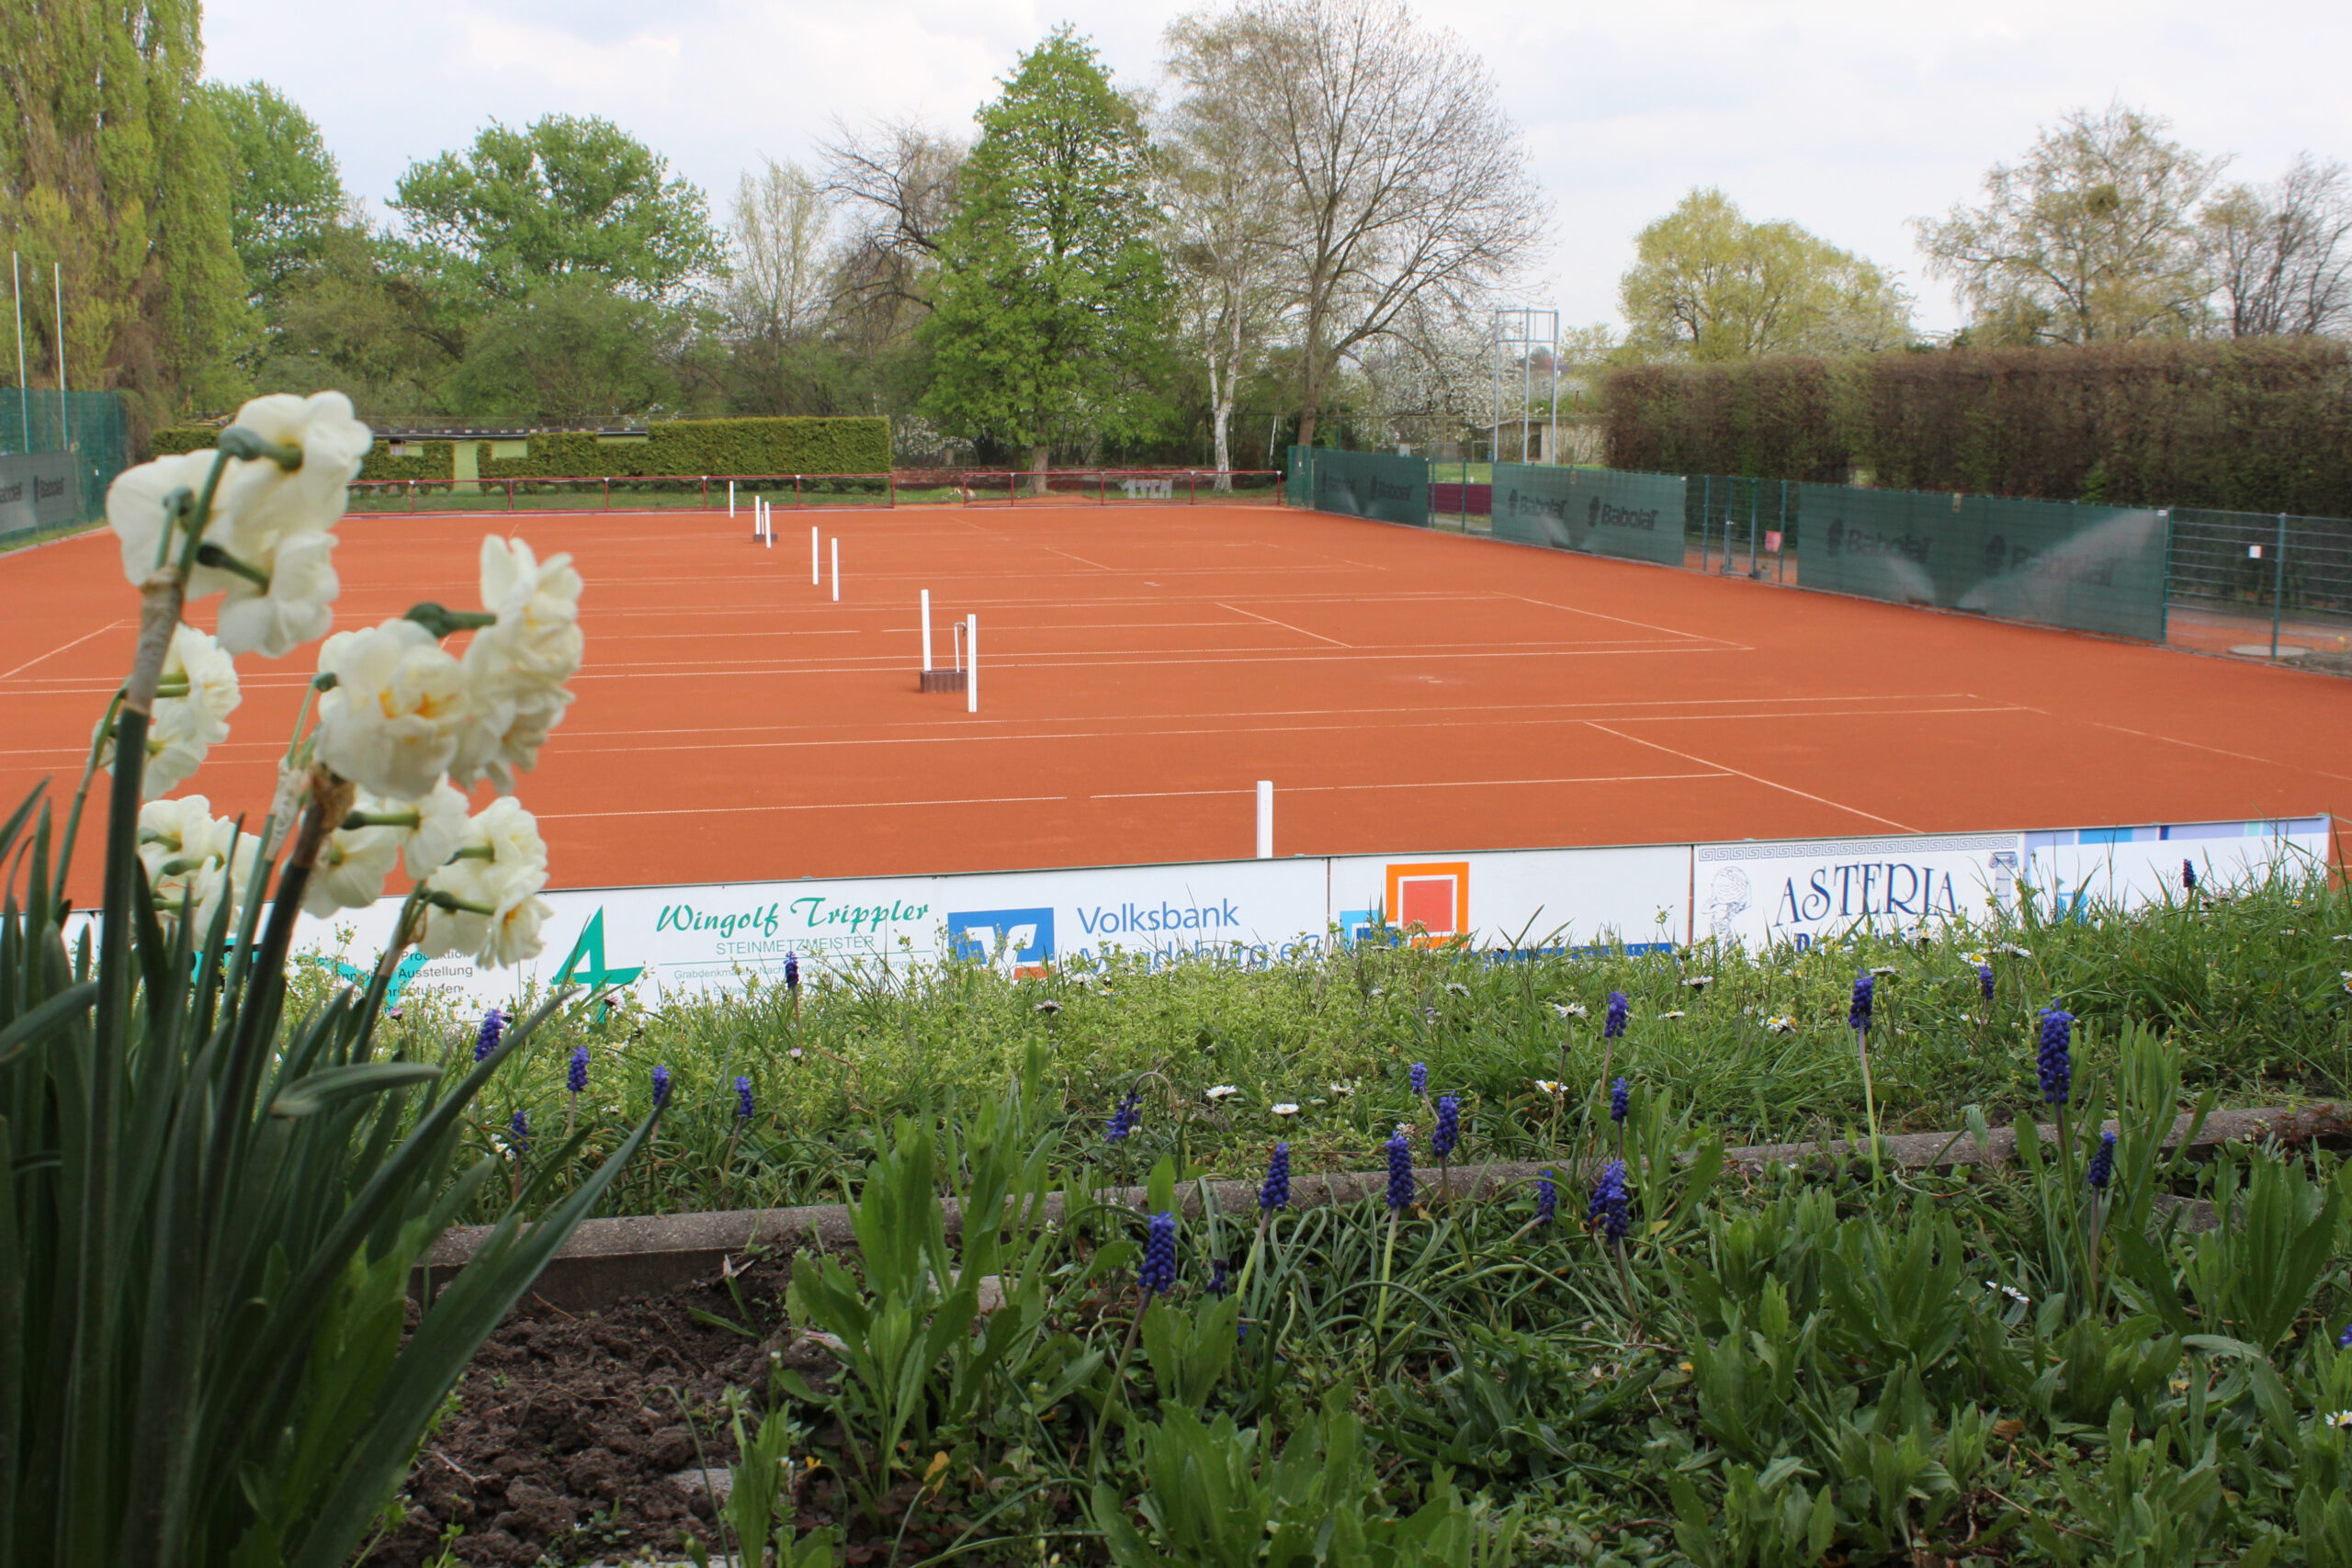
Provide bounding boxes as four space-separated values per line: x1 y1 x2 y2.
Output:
1370 1209 1400 1363
424 889 497 917
193 542 270 590
344 810 422 830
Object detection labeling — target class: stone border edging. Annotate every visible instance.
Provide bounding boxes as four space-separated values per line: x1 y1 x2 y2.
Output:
416 1104 2345 1314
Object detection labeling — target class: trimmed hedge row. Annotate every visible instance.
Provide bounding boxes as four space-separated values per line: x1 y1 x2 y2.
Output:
1601 338 2352 516
149 416 891 483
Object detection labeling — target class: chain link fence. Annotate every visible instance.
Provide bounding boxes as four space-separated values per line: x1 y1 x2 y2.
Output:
0 388 130 537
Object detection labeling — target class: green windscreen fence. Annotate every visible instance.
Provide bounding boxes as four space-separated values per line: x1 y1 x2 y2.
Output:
0 388 130 535
1292 447 1429 526
1795 484 2170 640
1284 446 1310 508
1492 466 1685 566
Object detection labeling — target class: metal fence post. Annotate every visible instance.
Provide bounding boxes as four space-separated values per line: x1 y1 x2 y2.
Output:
2272 511 2289 658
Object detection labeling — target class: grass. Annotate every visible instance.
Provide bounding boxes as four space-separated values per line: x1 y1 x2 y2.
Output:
324 869 2352 1227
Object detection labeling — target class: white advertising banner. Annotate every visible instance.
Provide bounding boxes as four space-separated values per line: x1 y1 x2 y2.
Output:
1324 843 1690 954
1692 830 2027 951
2018 816 2333 919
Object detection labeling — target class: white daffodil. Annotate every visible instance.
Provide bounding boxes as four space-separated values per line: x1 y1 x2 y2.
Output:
452 536 582 792
215 391 372 542
108 451 236 589
102 624 241 797
419 797 551 965
388 779 471 875
214 527 339 658
1205 1085 1240 1101
305 822 401 916
137 795 260 934
314 620 473 801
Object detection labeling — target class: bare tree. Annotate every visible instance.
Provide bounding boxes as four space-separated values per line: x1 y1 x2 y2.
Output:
1174 0 1544 447
816 117 965 315
1914 105 2225 345
725 157 833 412
2201 153 2352 338
1161 17 1291 481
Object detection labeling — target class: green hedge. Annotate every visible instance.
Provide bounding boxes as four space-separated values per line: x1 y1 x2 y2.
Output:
1601 337 2352 515
149 416 891 483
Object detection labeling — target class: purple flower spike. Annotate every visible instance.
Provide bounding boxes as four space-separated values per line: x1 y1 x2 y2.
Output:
1588 1158 1630 1245
1431 1095 1460 1159
2086 1130 2116 1190
1260 1143 1290 1211
1610 1077 1631 1123
474 1008 507 1063
567 1044 590 1095
1409 1061 1428 1097
735 1075 755 1121
1535 1169 1557 1226
1604 992 1629 1040
1385 1130 1414 1212
651 1065 673 1109
508 1108 528 1156
1105 1089 1140 1144
1849 975 1874 1033
1139 1212 1177 1296
2037 1009 2074 1106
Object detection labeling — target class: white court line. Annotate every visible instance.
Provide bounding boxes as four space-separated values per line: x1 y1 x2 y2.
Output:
1585 721 1917 831
1502 592 1742 649
2018 710 2352 788
0 622 126 683
537 793 1069 822
1216 602 1351 648
1093 772 1729 799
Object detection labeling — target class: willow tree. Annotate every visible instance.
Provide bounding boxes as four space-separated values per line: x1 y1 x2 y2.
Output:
0 0 244 415
922 28 1171 484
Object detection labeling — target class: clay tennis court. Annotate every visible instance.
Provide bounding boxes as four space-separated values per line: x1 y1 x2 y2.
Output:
5 501 2350 896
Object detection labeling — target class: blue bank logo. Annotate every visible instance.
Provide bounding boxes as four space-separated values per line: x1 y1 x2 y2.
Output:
948 908 1055 972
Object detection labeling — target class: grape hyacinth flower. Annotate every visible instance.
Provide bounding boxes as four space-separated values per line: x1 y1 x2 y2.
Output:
735 1075 755 1122
1385 1130 1414 1211
567 1043 590 1095
1431 1095 1460 1160
1206 1258 1229 1297
2086 1130 2117 1190
2338 1323 2352 1351
651 1065 673 1109
1849 974 1874 1033
508 1108 528 1156
1409 1061 1428 1097
1105 1089 1140 1144
473 1007 507 1063
2038 1008 2075 1106
1535 1169 1557 1226
1978 964 1996 1002
1260 1143 1291 1212
1604 991 1629 1039
785 951 799 993
1588 1158 1630 1245
1138 1211 1178 1296
1610 1077 1631 1123
2182 859 2198 895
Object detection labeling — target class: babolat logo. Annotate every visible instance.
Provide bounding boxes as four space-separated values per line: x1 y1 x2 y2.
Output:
1983 533 2119 587
1822 515 1933 564
33 475 64 501
1506 488 1566 521
1587 496 1659 532
0 480 21 504
948 908 1054 967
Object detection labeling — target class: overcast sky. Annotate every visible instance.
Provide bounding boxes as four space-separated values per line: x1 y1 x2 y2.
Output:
204 0 2352 337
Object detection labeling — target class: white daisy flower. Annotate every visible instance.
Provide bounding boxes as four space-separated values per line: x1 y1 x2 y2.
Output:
1205 1085 1240 1101
1271 1102 1301 1117
1763 1016 1797 1033
1552 1001 1588 1019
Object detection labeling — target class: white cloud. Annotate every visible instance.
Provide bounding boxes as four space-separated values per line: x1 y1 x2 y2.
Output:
204 0 2352 335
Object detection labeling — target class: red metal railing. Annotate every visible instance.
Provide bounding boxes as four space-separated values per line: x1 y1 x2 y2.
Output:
342 468 1286 513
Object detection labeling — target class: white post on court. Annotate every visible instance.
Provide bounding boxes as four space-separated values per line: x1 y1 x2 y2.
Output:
920 590 933 671
729 479 736 518
830 537 841 602
810 526 820 585
966 615 978 713
1256 781 1273 859
763 500 772 547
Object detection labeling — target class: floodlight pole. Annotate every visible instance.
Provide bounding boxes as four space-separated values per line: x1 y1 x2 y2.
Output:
10 253 26 450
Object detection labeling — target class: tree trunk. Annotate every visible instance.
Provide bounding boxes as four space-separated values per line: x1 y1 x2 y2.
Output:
1028 442 1049 499
1208 338 1235 492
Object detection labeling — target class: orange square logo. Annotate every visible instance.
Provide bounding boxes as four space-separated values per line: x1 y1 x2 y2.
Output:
1385 862 1469 944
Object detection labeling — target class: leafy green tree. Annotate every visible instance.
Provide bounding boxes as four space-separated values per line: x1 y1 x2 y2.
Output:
201 80 347 302
0 0 245 415
1915 105 2224 345
390 115 724 304
922 28 1171 479
248 226 457 413
1621 188 1912 361
442 276 685 422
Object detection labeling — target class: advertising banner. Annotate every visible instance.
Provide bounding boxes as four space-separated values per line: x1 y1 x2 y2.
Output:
1796 484 2170 641
0 451 78 536
1305 449 1430 527
2020 816 2333 919
1324 843 1690 954
1491 467 1686 566
1693 830 2027 951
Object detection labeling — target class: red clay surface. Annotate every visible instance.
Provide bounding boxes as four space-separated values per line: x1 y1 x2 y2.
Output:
6 502 2350 897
